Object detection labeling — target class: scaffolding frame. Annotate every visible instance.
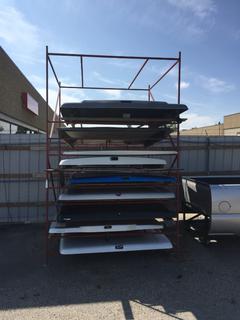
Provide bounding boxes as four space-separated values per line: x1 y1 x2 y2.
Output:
45 46 182 262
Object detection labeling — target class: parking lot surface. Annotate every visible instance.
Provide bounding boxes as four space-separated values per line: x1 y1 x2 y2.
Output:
0 224 240 320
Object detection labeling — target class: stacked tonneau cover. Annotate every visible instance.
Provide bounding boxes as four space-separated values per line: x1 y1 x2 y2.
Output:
60 100 187 123
49 100 188 254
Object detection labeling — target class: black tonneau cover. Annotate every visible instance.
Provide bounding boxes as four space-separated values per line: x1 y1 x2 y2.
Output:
60 100 188 124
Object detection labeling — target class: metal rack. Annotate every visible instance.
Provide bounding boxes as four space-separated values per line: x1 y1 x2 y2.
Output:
45 46 183 261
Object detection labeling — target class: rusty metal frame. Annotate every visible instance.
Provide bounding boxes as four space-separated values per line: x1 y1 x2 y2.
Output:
45 46 182 262
47 50 180 96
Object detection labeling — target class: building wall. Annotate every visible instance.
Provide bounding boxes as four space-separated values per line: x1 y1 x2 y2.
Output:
181 123 224 136
0 47 54 132
224 113 240 130
224 128 240 136
181 112 240 136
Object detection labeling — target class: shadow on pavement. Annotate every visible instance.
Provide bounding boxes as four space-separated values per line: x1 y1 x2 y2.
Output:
0 224 240 319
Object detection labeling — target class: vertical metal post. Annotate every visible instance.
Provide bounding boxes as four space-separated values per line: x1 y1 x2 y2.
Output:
206 136 210 174
148 85 151 101
176 51 181 251
58 82 62 164
80 56 84 87
45 46 49 265
177 52 181 105
58 83 62 198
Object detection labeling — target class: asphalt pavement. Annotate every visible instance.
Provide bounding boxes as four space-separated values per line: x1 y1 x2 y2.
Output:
0 224 240 320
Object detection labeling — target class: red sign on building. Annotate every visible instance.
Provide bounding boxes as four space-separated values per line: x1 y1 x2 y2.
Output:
22 92 39 115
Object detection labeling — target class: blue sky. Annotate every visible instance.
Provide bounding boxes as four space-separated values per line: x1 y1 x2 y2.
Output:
0 0 240 129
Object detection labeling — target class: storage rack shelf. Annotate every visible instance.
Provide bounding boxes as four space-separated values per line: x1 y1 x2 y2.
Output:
45 47 185 261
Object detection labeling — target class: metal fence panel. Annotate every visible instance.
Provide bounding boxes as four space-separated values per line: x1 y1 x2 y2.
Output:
1 134 240 223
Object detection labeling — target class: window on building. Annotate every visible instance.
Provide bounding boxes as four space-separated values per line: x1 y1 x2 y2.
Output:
0 119 40 134
11 124 18 134
0 120 10 133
